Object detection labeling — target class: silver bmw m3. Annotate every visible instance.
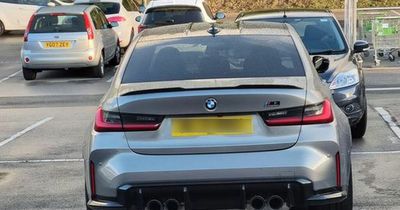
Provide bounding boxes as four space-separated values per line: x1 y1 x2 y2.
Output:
84 22 353 210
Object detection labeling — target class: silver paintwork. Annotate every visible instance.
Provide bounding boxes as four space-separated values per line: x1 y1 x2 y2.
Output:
21 5 118 70
83 22 352 206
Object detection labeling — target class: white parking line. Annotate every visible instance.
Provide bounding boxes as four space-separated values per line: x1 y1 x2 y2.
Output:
0 117 53 148
375 107 400 140
0 158 83 164
366 87 400 91
0 70 21 84
352 150 400 155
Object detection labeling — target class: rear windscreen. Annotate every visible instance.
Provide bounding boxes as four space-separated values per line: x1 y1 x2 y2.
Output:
122 35 305 83
77 2 120 15
29 14 86 33
143 7 203 26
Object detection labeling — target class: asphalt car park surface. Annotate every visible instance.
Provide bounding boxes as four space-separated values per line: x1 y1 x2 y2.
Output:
1 33 400 210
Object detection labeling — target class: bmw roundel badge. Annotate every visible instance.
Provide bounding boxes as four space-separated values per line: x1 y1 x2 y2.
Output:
205 98 217 111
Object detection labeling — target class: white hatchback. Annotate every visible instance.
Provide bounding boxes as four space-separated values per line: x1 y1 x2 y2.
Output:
0 0 71 36
137 0 224 33
74 0 142 48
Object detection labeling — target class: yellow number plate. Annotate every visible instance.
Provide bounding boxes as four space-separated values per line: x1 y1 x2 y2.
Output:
172 116 253 137
44 41 71 49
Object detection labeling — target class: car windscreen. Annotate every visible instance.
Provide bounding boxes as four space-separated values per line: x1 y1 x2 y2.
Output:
122 35 305 83
247 17 348 55
29 14 86 33
77 2 120 15
143 6 203 26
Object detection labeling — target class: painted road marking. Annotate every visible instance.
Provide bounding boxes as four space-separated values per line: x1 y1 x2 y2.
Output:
0 117 53 148
0 70 21 84
352 150 400 155
0 158 83 164
375 107 400 140
366 87 400 91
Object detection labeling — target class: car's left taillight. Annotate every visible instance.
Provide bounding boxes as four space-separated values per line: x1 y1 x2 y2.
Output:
94 107 163 132
24 14 36 42
83 12 94 40
138 24 146 33
262 99 334 126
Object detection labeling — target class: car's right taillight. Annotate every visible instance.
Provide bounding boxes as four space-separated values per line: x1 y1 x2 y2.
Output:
94 107 163 132
24 14 36 42
107 16 126 23
262 99 334 126
83 12 94 40
138 24 146 33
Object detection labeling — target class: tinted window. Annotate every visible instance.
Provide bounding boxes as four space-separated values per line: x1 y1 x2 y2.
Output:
122 35 304 83
19 0 49 6
251 17 348 55
122 0 138 11
77 2 120 15
29 14 86 33
96 8 109 28
0 0 19 4
143 6 203 27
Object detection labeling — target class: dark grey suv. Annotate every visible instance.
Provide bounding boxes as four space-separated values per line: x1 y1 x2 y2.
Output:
237 9 370 138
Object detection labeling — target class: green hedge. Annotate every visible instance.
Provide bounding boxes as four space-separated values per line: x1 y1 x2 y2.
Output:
209 0 400 12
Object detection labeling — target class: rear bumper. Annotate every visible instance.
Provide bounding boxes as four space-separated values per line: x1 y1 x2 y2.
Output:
21 48 100 69
87 179 346 210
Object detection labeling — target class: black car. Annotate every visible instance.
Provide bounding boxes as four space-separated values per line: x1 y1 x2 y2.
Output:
237 9 370 138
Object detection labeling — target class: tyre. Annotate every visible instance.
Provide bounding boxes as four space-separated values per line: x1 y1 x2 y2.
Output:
109 44 121 66
351 111 367 139
398 51 400 57
92 54 105 78
309 170 353 210
22 67 37 80
0 20 5 36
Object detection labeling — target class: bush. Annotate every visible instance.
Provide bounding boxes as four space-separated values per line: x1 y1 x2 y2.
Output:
209 0 400 12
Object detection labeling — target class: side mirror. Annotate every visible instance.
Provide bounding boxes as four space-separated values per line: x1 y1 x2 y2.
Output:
312 56 330 73
139 5 145 13
108 22 119 28
353 40 369 53
214 12 225 20
135 16 142 23
47 2 56 6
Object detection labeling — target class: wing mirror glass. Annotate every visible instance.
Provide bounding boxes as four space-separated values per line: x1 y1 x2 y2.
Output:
312 56 330 73
215 12 225 20
108 22 119 28
135 16 142 23
353 40 369 53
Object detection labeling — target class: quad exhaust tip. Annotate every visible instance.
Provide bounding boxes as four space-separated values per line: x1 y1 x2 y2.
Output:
164 199 180 210
146 199 162 210
250 195 284 210
268 195 284 210
250 195 266 210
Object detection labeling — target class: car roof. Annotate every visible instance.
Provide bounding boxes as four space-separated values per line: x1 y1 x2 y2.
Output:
36 5 93 14
138 22 292 42
74 0 122 4
146 0 203 9
237 9 333 20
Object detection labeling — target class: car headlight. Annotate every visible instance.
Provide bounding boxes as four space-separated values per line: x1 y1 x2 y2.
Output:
329 69 360 90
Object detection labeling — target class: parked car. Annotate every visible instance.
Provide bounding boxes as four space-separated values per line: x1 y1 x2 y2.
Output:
237 9 370 138
84 22 353 210
74 0 142 48
21 5 121 80
136 0 224 33
0 0 71 36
